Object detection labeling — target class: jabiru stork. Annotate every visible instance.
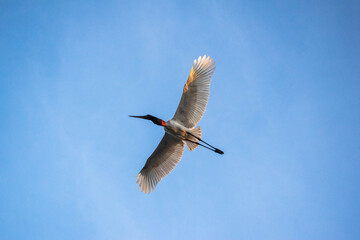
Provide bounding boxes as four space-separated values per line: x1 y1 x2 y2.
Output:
130 55 223 194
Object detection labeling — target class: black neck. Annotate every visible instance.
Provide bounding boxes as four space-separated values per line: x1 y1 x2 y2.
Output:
147 115 164 126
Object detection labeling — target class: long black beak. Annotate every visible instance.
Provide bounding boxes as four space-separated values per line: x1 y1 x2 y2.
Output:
129 115 147 119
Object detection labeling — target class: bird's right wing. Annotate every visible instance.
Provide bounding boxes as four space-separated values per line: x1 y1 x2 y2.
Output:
172 55 215 128
136 133 185 194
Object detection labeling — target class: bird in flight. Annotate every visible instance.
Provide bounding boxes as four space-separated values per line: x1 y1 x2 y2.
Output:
130 55 223 194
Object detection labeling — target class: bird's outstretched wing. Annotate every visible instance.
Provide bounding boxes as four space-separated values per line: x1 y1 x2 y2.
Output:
172 55 215 128
136 133 185 194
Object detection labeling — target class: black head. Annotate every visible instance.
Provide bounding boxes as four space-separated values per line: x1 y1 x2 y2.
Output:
129 114 165 126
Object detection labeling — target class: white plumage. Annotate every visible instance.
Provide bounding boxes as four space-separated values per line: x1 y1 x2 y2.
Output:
173 55 215 128
136 133 184 193
135 55 216 194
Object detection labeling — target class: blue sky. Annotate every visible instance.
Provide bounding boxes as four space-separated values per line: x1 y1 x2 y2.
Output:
1 0 359 239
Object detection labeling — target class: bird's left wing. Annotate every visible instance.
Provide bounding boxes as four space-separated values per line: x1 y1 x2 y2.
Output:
172 55 215 128
136 133 185 194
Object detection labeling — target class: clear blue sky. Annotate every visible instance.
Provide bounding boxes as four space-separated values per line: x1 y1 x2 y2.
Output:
1 1 359 239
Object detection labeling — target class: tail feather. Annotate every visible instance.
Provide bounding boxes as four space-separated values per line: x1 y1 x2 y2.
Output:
186 127 202 151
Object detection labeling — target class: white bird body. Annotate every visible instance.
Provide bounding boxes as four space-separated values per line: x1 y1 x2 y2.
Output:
130 55 222 194
164 119 188 140
164 119 203 151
